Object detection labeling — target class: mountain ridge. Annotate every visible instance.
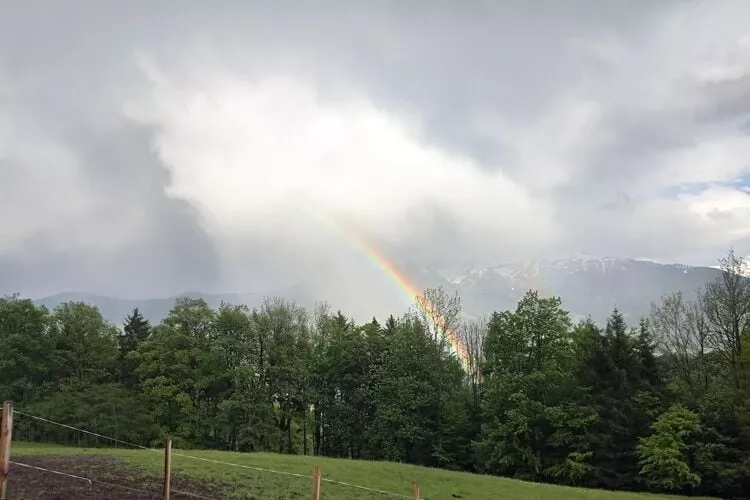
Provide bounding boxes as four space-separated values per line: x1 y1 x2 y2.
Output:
29 256 731 327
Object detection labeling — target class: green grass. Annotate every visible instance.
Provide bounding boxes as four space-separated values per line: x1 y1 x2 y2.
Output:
11 442 709 500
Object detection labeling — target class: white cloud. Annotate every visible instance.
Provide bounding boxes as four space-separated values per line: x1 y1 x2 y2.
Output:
123 58 556 269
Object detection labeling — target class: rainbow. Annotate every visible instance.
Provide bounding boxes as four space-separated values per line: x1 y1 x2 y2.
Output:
307 209 470 365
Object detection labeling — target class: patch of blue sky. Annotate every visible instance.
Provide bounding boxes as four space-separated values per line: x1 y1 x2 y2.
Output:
659 173 750 198
729 172 750 189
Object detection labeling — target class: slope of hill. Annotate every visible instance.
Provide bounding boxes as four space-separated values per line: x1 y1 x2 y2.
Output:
32 289 316 325
12 442 708 499
33 256 724 326
445 256 721 323
34 291 263 324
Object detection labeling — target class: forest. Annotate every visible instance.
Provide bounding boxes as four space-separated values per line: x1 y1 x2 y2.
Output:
1 250 748 499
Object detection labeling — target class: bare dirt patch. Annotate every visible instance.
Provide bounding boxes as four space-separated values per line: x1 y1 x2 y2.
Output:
6 455 228 499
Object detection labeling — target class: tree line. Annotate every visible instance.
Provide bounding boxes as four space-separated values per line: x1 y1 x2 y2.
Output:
1 250 749 498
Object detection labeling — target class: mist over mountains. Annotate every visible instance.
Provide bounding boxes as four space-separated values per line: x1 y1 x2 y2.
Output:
33 255 723 326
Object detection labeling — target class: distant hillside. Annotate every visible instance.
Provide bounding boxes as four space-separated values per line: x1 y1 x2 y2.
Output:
33 256 726 327
33 291 268 325
439 255 722 324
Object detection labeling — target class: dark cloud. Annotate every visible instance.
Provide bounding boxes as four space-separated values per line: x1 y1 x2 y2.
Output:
0 121 222 298
1 0 750 302
694 75 750 124
0 50 222 297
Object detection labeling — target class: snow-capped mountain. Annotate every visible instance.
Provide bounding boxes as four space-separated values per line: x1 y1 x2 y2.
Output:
415 256 723 324
35 256 729 327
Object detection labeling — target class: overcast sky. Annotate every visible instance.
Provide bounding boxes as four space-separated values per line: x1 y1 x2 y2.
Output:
2 0 750 309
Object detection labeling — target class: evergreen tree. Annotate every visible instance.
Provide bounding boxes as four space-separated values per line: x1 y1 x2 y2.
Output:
119 307 151 388
635 318 661 389
577 309 642 489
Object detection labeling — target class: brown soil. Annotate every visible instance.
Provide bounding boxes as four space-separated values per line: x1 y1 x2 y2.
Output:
6 455 228 500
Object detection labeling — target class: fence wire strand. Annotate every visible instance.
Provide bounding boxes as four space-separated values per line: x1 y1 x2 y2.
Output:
10 460 219 499
167 451 413 498
10 460 93 484
13 410 161 453
10 460 156 497
13 409 417 498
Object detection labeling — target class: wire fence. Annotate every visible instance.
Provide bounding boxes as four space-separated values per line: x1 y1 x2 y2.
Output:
9 408 419 499
10 458 219 499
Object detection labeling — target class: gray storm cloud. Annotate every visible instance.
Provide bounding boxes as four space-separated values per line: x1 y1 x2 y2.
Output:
1 0 750 309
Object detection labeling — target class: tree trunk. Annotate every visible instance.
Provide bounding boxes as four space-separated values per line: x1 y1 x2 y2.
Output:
303 408 308 455
287 416 293 454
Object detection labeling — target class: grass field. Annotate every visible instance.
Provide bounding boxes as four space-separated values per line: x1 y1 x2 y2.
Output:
10 441 710 500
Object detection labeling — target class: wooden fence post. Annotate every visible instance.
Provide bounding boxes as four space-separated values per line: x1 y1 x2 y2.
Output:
162 439 172 500
412 481 420 500
311 464 321 500
0 401 13 500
